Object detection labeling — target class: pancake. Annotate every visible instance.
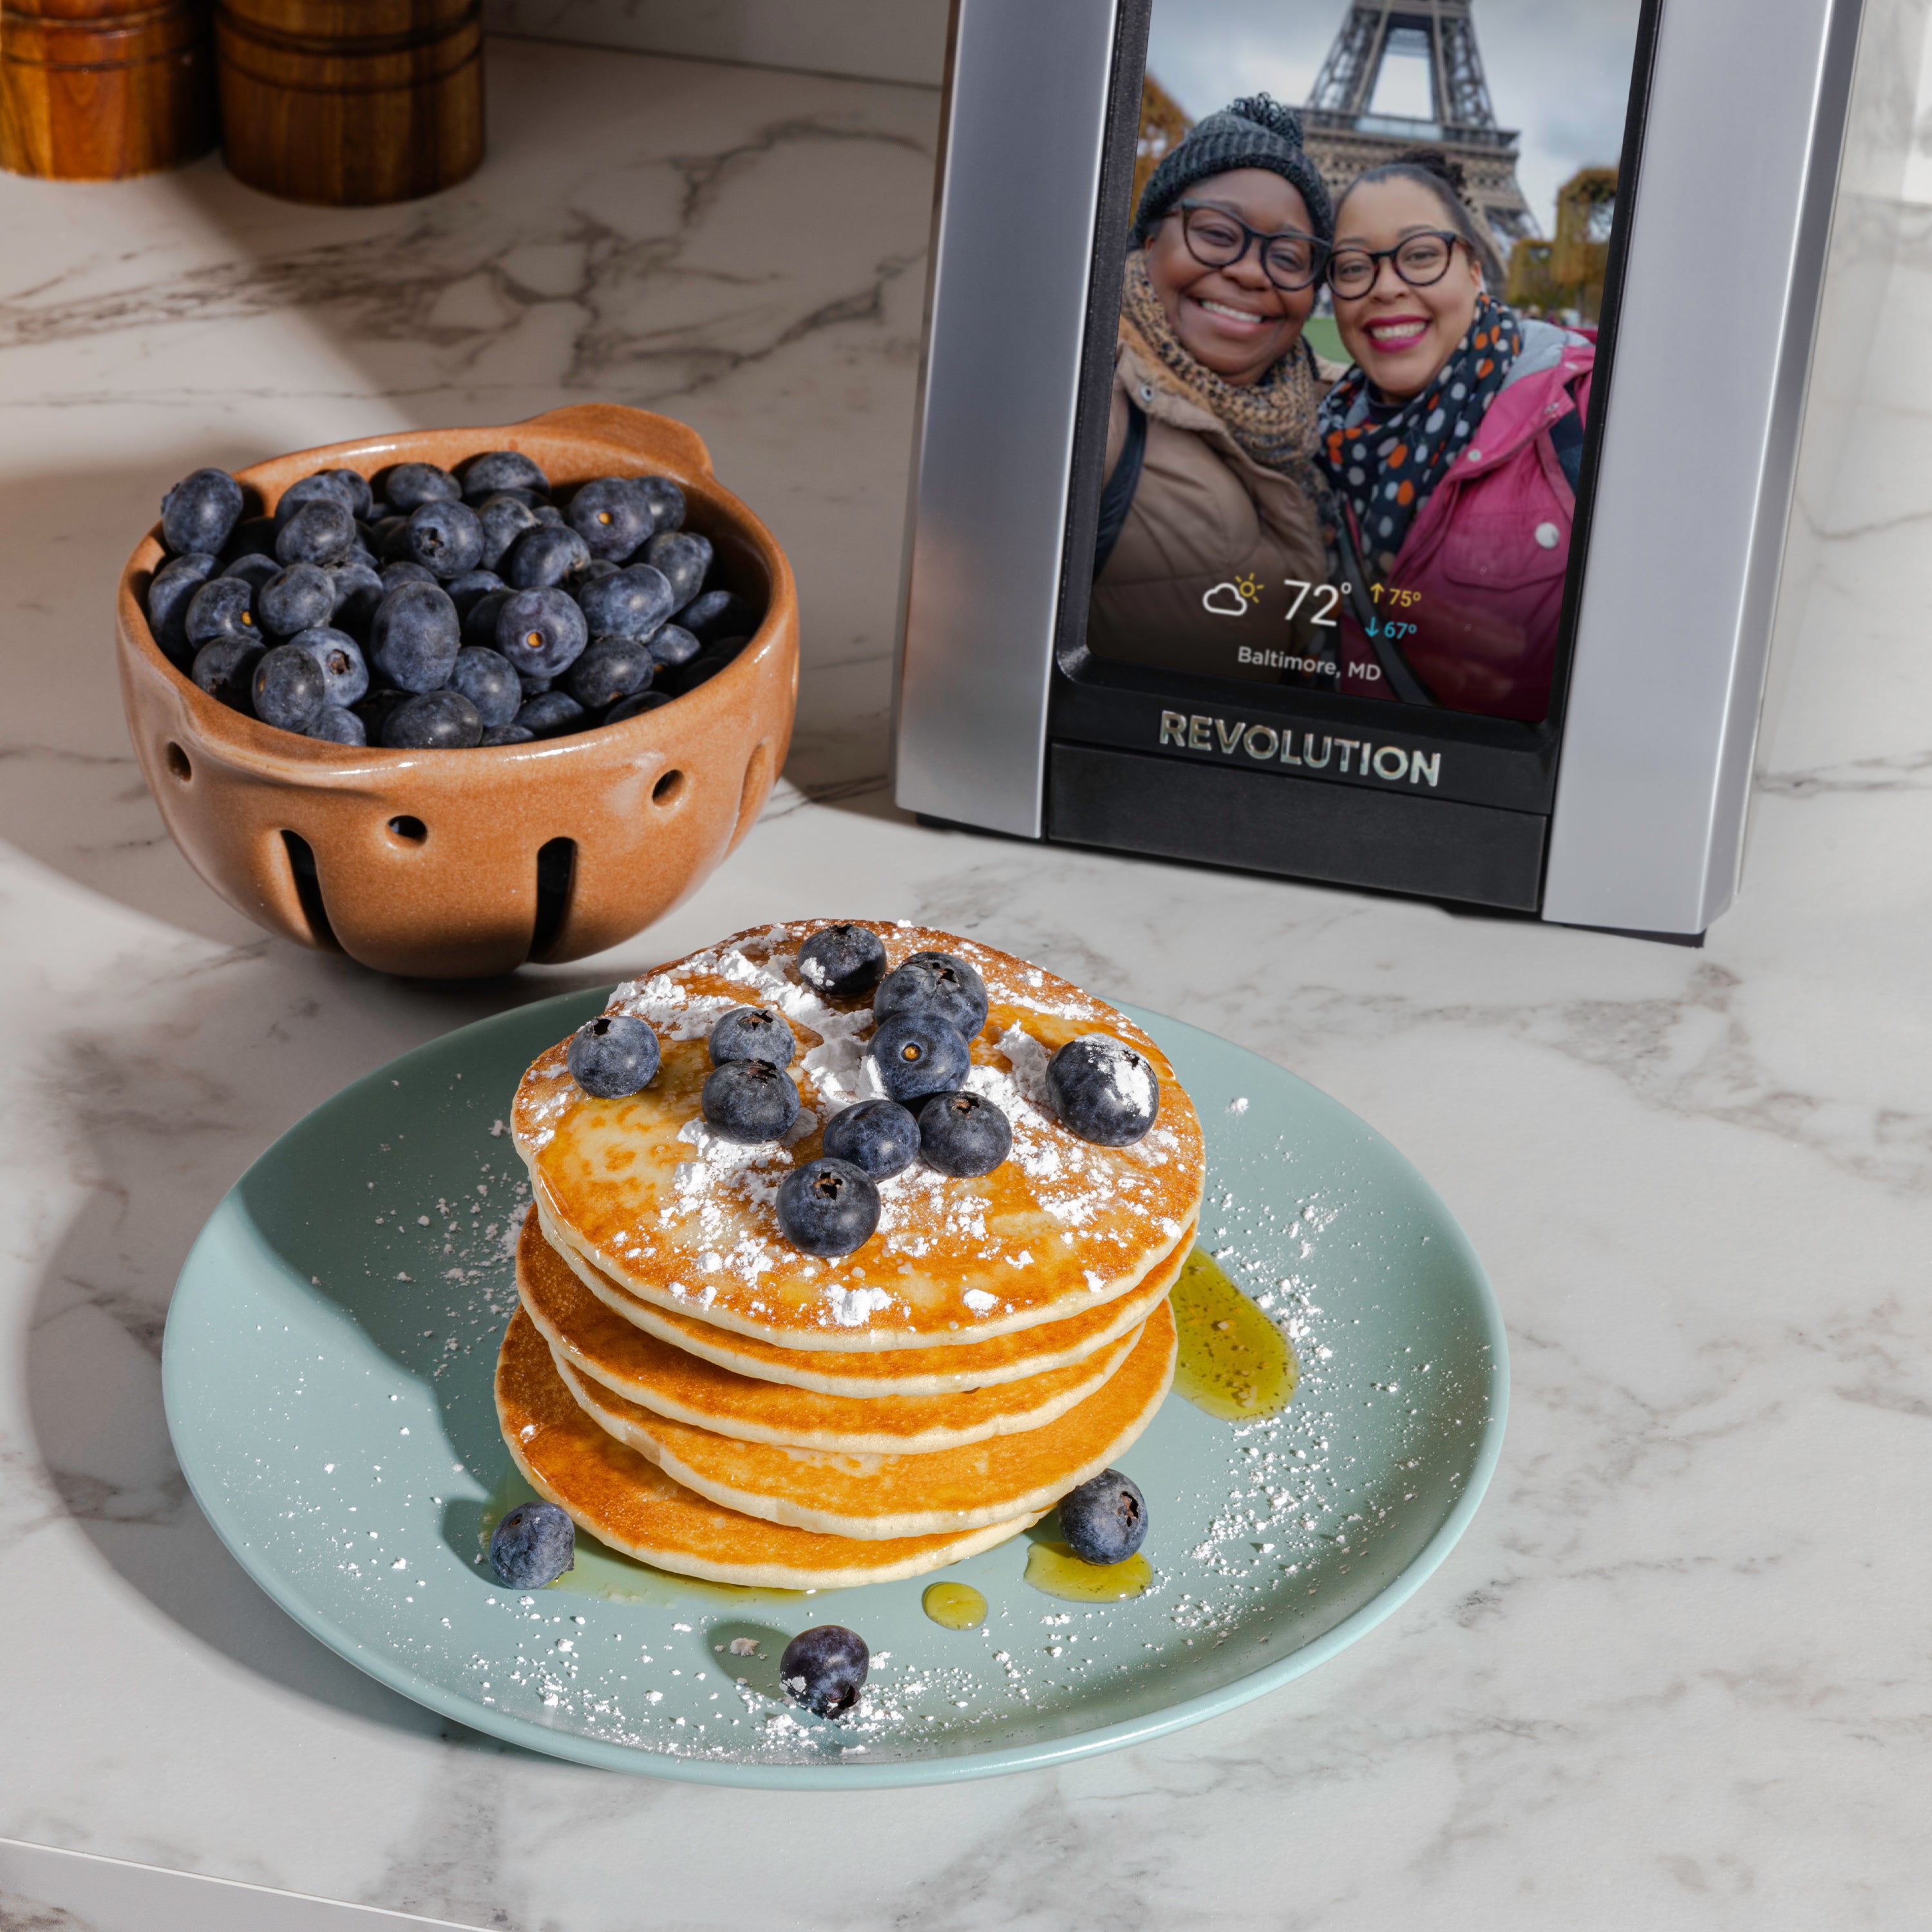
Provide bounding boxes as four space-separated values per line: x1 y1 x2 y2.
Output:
514 921 1204 1351
497 1310 1043 1590
551 1297 1178 1540
540 1201 1193 1397
518 1207 1143 1454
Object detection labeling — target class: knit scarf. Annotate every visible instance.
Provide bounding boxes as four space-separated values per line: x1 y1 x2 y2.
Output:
1119 250 1325 479
1317 291 1524 572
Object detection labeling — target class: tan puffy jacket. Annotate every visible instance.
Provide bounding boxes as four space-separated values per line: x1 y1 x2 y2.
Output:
1086 328 1337 683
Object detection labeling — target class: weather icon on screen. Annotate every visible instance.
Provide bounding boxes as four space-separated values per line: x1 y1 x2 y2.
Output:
1202 575 1259 617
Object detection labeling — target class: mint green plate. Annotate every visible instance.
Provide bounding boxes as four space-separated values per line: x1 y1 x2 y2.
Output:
163 994 1506 1786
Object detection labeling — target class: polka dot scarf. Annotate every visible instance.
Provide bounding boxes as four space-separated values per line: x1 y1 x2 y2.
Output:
1317 293 1525 572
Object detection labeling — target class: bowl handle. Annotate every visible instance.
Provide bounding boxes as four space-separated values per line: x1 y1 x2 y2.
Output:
511 404 714 480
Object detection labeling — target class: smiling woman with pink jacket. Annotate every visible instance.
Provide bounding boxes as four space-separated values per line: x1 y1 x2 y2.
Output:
1318 148 1595 723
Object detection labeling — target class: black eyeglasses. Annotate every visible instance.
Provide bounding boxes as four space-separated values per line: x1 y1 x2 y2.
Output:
1171 200 1328 292
1327 230 1465 299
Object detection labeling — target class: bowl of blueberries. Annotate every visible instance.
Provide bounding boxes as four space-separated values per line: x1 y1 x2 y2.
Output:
117 404 797 979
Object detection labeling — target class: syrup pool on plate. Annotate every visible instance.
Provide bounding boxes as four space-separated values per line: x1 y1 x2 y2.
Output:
922 1580 987 1629
1170 1247 1297 1421
1023 1541 1153 1602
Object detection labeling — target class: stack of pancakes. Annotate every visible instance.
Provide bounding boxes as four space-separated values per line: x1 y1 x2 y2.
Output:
497 921 1205 1590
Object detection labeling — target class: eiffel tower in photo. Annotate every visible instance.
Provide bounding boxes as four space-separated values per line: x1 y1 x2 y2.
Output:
1301 0 1537 254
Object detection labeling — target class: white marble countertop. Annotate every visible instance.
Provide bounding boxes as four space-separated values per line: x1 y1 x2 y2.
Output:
3 35 1930 1931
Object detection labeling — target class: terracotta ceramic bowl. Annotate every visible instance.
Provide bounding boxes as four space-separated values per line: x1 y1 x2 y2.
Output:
117 405 798 978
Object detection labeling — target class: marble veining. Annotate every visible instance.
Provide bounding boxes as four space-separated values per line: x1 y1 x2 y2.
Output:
1 28 1929 1932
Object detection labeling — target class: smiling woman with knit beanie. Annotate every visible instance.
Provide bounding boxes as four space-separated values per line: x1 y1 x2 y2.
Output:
1086 94 1339 683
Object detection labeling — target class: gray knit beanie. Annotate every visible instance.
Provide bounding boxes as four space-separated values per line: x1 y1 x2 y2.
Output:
1133 94 1334 247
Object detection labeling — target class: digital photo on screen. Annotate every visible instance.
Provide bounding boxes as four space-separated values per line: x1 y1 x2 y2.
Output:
1084 0 1645 725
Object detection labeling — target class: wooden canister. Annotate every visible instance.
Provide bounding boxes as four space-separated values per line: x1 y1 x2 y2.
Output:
215 0 482 205
1 0 217 180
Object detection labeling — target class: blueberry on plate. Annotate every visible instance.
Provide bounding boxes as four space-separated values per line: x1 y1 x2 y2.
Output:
776 1157 880 1258
306 704 366 745
251 644 327 732
605 690 672 723
873 951 989 1039
797 922 887 999
184 575 259 652
708 1005 795 1070
448 645 522 727
160 467 243 557
328 561 386 634
1044 1035 1159 1146
567 1012 662 1097
274 498 356 568
289 627 370 707
403 498 486 580
145 552 218 664
462 587 512 652
475 492 539 570
381 461 460 515
630 474 685 534
515 690 587 739
480 723 535 745
222 514 279 563
460 448 549 502
577 562 674 641
916 1090 1011 1177
488 1500 574 1588
191 634 263 710
222 553 281 594
700 1059 799 1142
567 476 654 560
381 688 482 749
643 529 712 605
779 1624 869 1719
1057 1468 1147 1565
646 622 702 670
257 562 335 639
565 638 653 710
821 1097 918 1179
867 1011 971 1106
502 522 591 591
444 569 505 618
495 585 588 679
370 580 461 693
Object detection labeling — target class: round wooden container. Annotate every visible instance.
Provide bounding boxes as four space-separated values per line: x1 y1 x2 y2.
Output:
215 0 481 205
1 0 216 181
117 405 799 980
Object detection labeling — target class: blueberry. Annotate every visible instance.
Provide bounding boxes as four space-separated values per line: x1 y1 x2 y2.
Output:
368 580 460 692
647 623 701 669
306 704 367 745
160 468 243 556
565 638 654 710
257 562 335 638
1044 1035 1159 1146
567 1012 662 1097
381 461 460 515
515 690 587 739
328 561 386 634
191 634 263 710
700 1058 799 1142
290 626 370 706
475 492 540 570
496 585 588 679
797 922 886 999
222 514 278 562
666 642 741 695
445 569 505 618
184 575 259 652
577 562 675 641
352 687 411 740
567 476 655 560
275 498 356 568
503 523 591 590
276 468 371 524
488 1499 574 1588
480 723 535 744
381 560 439 593
319 467 375 520
251 643 327 732
821 1097 918 1179
403 498 485 579
679 587 761 643
222 553 282 593
146 552 218 665
867 1011 971 1106
460 449 550 501
708 1005 795 1069
532 502 566 527
775 1157 881 1260
643 529 712 605
518 672 553 697
442 645 520 726
372 517 412 563
381 688 482 749
1057 1468 1147 1565
873 952 989 1039
779 1624 868 1719
605 691 673 723
631 475 685 534
462 587 513 651
917 1090 1011 1177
